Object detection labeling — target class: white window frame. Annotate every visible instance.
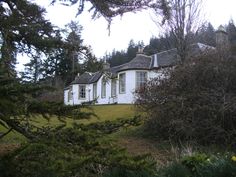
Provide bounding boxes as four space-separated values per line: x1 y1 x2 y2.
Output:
93 83 97 100
101 77 106 98
111 79 117 97
68 86 72 102
78 85 86 99
119 72 126 94
136 71 147 89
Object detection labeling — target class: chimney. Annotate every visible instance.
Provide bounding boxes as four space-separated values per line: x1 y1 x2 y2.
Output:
102 62 110 70
137 46 144 55
215 25 230 53
153 54 158 68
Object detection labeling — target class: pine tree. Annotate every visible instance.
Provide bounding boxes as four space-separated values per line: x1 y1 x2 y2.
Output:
0 0 57 77
227 20 236 55
196 22 216 47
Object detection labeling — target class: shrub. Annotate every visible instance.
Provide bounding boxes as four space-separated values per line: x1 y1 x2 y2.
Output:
196 154 236 177
0 126 156 177
136 54 236 146
157 163 191 177
181 153 209 174
155 153 236 177
102 167 156 177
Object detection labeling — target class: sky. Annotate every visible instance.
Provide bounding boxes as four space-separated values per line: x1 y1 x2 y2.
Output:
17 0 236 70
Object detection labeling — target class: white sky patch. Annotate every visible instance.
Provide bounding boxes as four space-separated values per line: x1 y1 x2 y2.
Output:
206 0 236 27
16 0 236 71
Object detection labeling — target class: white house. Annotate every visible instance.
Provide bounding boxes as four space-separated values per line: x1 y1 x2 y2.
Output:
64 41 217 105
64 26 228 105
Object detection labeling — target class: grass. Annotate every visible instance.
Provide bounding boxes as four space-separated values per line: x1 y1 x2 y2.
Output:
1 104 230 165
0 104 136 143
79 104 137 123
0 104 174 163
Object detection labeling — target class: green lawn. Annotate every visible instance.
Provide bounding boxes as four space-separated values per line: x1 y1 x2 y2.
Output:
0 104 170 163
0 104 137 144
80 104 137 123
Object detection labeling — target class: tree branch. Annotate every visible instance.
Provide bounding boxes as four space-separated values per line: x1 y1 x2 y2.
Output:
0 128 13 139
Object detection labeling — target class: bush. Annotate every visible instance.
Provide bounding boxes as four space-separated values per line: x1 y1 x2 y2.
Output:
136 54 236 146
156 153 236 177
0 126 156 177
102 167 156 177
181 153 209 174
157 163 191 177
197 156 236 177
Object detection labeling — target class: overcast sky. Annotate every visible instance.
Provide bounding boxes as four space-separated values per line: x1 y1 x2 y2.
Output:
17 0 236 70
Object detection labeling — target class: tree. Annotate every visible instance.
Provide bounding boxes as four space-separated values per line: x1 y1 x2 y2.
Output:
153 0 203 62
105 40 142 67
144 33 176 55
227 20 236 55
195 22 215 46
21 51 43 83
0 2 157 176
52 0 171 27
0 0 58 77
80 51 103 73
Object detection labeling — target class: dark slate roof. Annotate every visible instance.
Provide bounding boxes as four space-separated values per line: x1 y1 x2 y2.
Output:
71 72 102 85
89 72 103 83
150 48 179 68
118 54 152 71
66 43 214 87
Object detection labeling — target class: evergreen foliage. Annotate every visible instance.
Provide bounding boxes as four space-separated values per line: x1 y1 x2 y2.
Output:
105 40 144 67
227 20 236 55
0 117 156 177
51 0 170 27
0 2 156 175
0 0 57 77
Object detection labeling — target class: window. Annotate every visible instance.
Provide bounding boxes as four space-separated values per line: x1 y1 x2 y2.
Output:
119 73 126 94
68 86 72 102
101 77 106 98
111 79 117 97
93 83 97 100
79 85 86 99
136 71 147 89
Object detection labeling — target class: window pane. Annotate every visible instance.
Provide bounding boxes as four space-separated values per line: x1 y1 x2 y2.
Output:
136 71 147 89
101 78 106 98
93 83 97 99
119 73 126 93
68 86 72 101
111 79 116 97
79 85 86 99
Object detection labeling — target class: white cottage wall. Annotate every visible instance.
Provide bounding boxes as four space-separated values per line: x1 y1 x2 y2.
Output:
64 69 165 105
64 89 70 105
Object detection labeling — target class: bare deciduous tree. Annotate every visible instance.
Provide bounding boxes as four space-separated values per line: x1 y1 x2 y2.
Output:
153 0 204 63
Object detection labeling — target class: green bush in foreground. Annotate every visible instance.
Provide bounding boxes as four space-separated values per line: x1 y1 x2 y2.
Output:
0 124 156 177
103 167 156 177
156 153 236 177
